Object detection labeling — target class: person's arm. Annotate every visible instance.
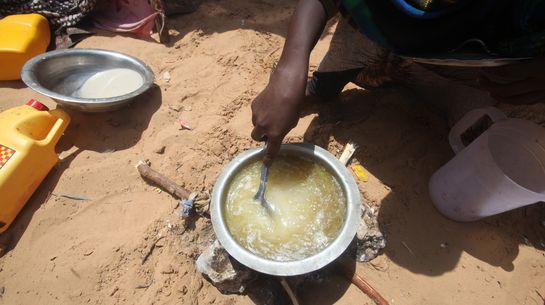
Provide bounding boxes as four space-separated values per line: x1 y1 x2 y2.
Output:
251 0 328 165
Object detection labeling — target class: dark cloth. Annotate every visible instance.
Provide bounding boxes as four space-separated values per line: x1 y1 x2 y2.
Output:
319 0 545 57
307 69 363 98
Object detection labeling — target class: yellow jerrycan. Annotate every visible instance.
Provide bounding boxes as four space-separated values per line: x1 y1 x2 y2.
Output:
0 100 70 233
0 14 51 81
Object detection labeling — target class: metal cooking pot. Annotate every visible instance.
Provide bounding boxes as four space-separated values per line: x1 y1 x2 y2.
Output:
211 143 361 276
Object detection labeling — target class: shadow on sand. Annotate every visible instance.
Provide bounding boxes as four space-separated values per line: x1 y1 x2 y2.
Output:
301 86 545 278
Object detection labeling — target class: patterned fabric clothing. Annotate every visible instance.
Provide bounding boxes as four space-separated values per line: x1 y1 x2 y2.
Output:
0 0 97 29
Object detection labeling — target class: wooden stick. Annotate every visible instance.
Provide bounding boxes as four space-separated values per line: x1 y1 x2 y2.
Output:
349 272 389 305
137 160 191 199
337 262 389 305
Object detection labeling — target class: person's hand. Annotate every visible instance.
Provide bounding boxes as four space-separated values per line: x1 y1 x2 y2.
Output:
251 66 307 166
250 0 328 165
479 57 545 105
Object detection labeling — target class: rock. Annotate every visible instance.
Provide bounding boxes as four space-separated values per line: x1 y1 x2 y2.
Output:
356 213 369 241
163 71 171 83
154 145 166 154
168 28 180 37
210 142 225 157
356 230 386 262
109 286 119 296
355 206 386 262
161 264 175 274
196 240 256 294
228 146 238 155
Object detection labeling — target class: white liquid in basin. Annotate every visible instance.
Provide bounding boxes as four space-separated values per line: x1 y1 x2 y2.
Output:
225 156 346 262
77 68 144 98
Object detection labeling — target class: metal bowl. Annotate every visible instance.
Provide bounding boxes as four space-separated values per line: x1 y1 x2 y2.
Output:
211 143 361 276
21 48 154 112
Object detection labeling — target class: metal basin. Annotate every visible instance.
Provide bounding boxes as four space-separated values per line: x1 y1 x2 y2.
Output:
211 143 361 276
21 49 154 112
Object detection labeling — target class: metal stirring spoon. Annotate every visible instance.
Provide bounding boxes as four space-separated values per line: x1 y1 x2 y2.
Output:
254 144 274 213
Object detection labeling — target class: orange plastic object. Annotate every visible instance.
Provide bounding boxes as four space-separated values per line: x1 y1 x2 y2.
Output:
0 14 51 81
0 100 70 233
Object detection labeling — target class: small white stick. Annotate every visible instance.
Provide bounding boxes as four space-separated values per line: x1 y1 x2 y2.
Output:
401 241 415 257
339 142 358 166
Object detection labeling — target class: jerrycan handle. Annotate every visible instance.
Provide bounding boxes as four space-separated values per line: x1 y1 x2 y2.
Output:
38 109 70 147
448 107 507 154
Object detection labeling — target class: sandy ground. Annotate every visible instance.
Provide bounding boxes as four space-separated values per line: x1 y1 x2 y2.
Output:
1 1 545 304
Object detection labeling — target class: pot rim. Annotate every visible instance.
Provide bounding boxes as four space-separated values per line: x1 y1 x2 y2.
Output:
211 143 361 276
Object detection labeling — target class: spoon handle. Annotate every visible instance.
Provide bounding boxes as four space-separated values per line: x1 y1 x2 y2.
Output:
254 143 269 201
257 164 269 197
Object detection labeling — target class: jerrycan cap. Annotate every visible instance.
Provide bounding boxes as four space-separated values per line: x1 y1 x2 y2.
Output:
26 99 49 111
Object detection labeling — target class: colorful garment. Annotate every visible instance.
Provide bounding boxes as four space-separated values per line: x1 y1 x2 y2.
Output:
319 0 545 58
0 0 96 29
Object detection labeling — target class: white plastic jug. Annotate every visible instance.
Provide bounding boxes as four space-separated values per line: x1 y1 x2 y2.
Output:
429 107 545 221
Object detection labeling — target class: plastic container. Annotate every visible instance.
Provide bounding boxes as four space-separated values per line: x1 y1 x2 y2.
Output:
0 14 51 81
429 107 545 221
0 100 70 233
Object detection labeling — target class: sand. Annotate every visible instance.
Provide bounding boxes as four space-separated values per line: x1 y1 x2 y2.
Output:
0 0 544 304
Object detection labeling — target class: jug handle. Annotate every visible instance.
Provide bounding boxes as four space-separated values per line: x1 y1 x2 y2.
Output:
448 107 507 154
38 109 71 147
